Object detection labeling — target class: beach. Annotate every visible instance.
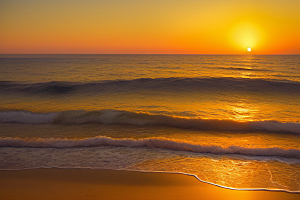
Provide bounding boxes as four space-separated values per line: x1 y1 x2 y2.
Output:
0 169 299 200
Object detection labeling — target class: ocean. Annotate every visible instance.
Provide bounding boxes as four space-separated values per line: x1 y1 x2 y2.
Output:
0 54 299 192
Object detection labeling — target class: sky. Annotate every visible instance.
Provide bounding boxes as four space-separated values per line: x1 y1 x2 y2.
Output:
0 0 299 54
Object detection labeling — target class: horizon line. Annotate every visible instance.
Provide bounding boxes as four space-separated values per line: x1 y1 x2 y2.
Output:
1 53 299 56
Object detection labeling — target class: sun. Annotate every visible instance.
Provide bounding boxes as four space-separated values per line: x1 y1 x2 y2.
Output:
229 22 262 54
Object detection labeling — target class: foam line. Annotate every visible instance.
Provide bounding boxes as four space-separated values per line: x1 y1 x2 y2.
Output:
1 110 299 134
1 136 300 159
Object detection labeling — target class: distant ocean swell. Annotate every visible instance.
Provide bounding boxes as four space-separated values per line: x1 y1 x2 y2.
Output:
1 136 300 159
1 110 300 134
1 77 299 95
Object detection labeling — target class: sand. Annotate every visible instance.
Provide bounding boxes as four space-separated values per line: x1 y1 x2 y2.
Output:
0 169 299 200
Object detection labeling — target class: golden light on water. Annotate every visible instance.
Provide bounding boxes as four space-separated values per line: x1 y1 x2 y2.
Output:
131 156 300 191
227 103 258 122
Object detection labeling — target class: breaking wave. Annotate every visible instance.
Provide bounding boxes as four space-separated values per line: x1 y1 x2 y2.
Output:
1 110 300 134
1 136 300 159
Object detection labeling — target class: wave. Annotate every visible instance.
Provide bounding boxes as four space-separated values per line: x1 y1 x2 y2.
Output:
1 110 300 134
1 136 300 159
1 77 299 95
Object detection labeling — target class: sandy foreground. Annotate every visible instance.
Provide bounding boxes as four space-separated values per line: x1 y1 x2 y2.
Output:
0 169 299 200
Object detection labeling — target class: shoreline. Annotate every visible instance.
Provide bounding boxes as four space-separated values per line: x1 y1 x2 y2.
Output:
0 168 299 200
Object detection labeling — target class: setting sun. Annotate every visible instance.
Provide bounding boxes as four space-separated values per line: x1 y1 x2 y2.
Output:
0 0 299 54
229 21 261 54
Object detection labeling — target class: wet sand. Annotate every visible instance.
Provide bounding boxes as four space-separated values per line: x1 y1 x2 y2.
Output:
0 169 299 200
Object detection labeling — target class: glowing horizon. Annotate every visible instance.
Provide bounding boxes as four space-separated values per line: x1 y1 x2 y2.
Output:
0 0 299 54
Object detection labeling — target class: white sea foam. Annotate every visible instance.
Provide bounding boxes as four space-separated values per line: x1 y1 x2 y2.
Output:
1 110 300 134
0 111 57 124
250 121 300 134
1 136 300 159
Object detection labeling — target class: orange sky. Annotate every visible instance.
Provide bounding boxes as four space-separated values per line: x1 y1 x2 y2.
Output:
0 0 299 54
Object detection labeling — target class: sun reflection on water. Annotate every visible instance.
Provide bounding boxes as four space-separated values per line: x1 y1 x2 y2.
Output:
227 102 258 122
130 156 300 191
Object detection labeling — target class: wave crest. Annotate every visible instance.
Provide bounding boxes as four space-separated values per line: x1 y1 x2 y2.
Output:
1 77 299 95
1 136 300 159
1 110 300 134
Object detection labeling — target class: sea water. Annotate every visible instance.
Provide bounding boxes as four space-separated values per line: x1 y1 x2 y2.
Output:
0 54 299 192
